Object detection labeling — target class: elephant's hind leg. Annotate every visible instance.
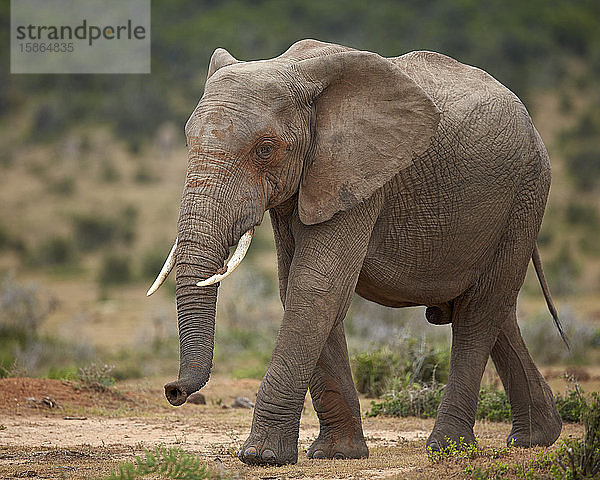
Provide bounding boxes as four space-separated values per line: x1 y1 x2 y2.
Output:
307 322 368 460
491 311 562 447
426 286 502 451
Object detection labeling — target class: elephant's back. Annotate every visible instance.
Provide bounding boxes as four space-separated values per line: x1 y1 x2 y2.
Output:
391 51 543 173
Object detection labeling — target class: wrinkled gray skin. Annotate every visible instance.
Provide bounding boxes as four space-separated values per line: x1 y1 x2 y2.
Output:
164 39 562 465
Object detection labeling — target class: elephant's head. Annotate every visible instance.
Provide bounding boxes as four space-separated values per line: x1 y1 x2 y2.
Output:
147 40 439 406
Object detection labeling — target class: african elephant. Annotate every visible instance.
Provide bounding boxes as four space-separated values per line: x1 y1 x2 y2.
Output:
147 39 566 466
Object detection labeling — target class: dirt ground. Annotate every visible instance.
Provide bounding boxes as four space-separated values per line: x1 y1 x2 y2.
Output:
0 376 587 479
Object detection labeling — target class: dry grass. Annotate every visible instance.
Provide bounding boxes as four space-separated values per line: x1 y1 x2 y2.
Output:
0 376 587 479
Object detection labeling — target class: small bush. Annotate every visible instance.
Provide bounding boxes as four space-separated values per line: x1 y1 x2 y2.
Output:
367 382 444 418
0 275 57 336
566 148 600 191
0 223 8 249
103 445 214 480
369 384 513 421
78 363 116 392
427 437 487 463
46 365 78 380
476 385 511 422
555 380 587 423
353 348 400 397
351 343 449 397
552 392 600 478
0 277 94 378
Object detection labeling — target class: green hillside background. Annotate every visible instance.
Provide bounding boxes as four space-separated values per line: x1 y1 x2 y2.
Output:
1 0 599 380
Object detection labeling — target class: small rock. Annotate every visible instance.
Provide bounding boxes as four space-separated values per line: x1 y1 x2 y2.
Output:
41 396 57 408
187 392 206 405
231 397 254 409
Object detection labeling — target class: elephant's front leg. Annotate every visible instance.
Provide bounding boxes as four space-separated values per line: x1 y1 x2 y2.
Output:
238 209 377 466
307 322 368 460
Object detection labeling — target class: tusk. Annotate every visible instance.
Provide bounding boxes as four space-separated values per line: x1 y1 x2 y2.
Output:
196 229 253 287
146 238 178 297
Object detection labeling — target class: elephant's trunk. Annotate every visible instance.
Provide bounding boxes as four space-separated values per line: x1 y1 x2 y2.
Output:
164 190 230 406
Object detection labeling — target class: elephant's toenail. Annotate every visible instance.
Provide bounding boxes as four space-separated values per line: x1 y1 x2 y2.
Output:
242 446 258 458
311 450 326 459
333 452 345 459
428 442 440 452
261 449 276 461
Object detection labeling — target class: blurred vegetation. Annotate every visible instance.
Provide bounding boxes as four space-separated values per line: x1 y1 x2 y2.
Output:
352 343 449 397
368 376 592 424
2 0 600 147
0 275 94 377
1 0 600 385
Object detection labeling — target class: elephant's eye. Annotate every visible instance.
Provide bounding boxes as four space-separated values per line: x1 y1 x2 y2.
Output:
257 143 274 159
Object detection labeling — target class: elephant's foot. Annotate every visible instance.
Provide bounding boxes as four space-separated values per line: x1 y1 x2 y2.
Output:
238 429 298 466
426 420 476 452
507 404 562 447
306 427 368 460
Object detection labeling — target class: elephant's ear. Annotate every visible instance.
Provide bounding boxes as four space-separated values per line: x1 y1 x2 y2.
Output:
296 51 441 225
207 48 239 79
278 39 353 61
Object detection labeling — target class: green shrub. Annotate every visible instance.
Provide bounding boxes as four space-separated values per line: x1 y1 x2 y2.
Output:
566 148 600 192
30 101 67 142
367 381 444 418
0 223 8 249
555 381 587 423
552 392 600 479
352 348 400 397
427 437 489 463
46 365 78 380
369 384 512 421
102 445 214 480
0 275 57 336
78 363 116 392
476 385 511 422
351 343 449 397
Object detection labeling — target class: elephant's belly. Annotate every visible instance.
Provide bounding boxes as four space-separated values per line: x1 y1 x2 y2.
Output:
355 255 476 307
356 215 502 307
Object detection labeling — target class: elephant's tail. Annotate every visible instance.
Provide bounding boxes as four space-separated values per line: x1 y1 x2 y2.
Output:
532 244 570 349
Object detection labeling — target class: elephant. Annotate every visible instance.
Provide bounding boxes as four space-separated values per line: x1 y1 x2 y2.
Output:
147 39 568 466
